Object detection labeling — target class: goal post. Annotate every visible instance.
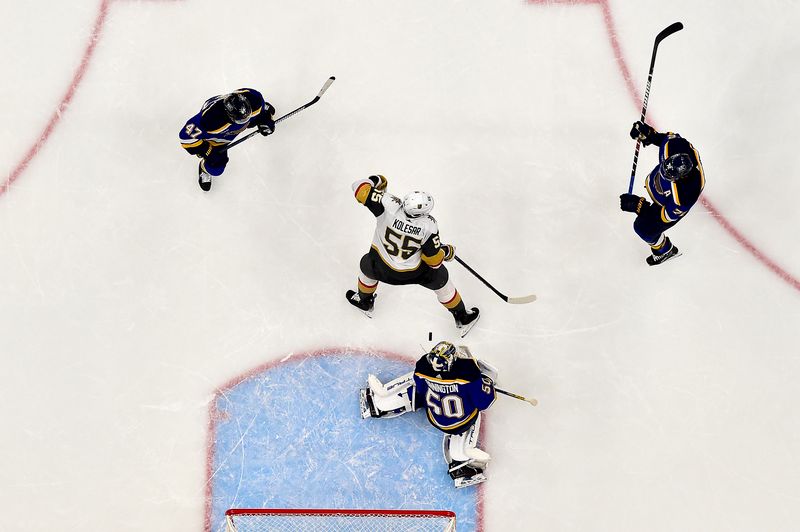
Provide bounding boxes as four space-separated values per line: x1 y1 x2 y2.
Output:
225 508 457 532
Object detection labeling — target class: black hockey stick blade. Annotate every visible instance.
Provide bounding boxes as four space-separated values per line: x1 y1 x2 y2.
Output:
454 255 537 305
655 22 684 45
224 76 336 151
274 76 336 125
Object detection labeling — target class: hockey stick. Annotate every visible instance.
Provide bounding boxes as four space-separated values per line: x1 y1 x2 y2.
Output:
454 255 536 305
223 76 336 152
457 345 537 406
627 22 683 194
496 388 538 407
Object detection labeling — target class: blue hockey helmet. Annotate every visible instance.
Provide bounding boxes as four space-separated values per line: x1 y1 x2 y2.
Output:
427 341 457 373
223 92 252 125
660 152 694 182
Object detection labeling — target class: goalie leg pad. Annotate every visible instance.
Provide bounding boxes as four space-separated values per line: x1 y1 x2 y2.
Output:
369 372 414 397
442 414 491 467
360 373 415 419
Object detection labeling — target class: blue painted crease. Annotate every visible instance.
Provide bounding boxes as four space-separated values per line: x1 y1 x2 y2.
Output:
208 350 479 531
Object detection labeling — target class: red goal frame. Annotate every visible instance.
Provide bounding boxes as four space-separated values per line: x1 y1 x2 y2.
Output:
225 508 457 530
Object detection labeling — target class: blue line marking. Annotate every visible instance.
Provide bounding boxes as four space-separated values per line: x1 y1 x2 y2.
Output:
209 350 480 531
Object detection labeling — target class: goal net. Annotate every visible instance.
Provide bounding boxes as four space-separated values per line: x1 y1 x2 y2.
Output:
225 508 457 532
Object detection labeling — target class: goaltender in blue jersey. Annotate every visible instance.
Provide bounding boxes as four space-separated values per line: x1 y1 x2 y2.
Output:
360 341 497 488
179 88 276 191
413 345 496 434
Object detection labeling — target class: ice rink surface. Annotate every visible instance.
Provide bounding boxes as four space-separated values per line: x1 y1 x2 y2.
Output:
2 0 799 531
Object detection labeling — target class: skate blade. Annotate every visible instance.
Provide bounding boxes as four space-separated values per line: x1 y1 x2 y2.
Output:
457 314 481 338
454 473 487 488
647 251 682 266
349 294 376 318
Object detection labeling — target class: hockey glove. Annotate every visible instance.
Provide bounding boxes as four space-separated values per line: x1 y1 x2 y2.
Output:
619 193 649 214
183 140 211 158
442 244 456 261
257 123 274 136
369 175 388 192
630 121 657 146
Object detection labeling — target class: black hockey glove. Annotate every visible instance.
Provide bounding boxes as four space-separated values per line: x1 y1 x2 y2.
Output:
184 140 211 158
630 121 657 146
442 244 456 261
619 193 649 214
256 103 276 136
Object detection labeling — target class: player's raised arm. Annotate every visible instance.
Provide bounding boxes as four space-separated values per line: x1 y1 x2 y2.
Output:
352 173 388 207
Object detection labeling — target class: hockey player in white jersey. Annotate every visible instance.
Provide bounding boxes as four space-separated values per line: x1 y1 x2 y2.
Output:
345 175 480 337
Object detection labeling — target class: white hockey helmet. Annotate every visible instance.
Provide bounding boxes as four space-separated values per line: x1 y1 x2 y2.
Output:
402 191 434 218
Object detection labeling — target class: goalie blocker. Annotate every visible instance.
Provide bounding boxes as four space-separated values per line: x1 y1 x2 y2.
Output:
360 342 496 488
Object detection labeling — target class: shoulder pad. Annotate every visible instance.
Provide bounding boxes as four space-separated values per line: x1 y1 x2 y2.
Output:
450 358 481 381
415 356 434 374
421 214 439 233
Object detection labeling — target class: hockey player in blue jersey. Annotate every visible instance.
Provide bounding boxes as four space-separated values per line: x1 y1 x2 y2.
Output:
360 341 497 488
620 121 706 265
179 88 276 191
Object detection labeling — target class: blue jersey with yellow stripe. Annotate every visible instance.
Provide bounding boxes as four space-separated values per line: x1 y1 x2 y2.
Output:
644 133 706 223
413 356 496 435
179 88 274 155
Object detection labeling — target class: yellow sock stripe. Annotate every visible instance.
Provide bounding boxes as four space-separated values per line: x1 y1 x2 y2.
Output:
358 279 378 294
441 290 462 309
651 236 667 251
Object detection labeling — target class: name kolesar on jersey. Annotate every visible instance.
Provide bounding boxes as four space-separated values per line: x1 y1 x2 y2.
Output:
391 218 423 236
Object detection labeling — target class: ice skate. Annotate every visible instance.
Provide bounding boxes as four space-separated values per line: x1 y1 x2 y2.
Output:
449 461 487 488
198 164 212 192
454 307 480 338
345 290 375 318
646 245 681 266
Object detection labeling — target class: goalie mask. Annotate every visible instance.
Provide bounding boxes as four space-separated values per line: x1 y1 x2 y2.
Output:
660 152 693 182
223 93 252 125
427 341 457 373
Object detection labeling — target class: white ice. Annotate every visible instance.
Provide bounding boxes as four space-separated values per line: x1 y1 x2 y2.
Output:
1 1 799 531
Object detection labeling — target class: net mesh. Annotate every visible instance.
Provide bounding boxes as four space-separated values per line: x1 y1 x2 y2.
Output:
226 509 456 532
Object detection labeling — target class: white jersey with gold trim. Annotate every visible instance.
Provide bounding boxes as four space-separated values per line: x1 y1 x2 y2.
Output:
371 193 439 272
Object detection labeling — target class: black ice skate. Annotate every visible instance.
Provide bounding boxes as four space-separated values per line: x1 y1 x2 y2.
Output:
646 245 681 266
198 164 212 192
448 461 487 488
345 290 375 318
454 307 480 338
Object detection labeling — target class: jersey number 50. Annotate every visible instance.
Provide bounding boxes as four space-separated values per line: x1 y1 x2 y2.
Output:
426 389 465 419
